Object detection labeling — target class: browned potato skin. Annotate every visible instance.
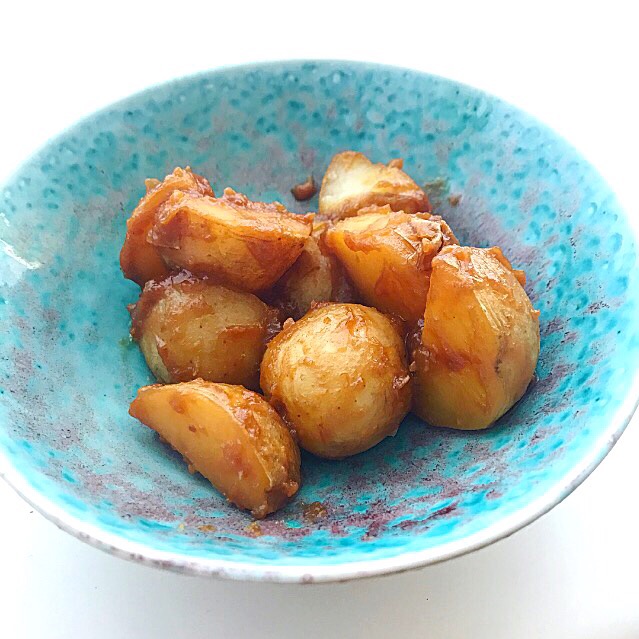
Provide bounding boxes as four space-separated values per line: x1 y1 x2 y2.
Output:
120 167 214 286
129 380 301 518
412 246 540 430
129 272 280 390
324 207 458 323
261 303 412 459
149 188 313 293
269 221 357 320
318 151 431 220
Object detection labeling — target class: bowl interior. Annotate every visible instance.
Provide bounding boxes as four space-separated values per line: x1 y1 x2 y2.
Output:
1 61 638 580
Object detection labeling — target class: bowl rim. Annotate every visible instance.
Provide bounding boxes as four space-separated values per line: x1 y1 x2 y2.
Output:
1 59 638 583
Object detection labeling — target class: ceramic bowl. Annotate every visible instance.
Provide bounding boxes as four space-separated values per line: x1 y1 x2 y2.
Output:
1 61 638 583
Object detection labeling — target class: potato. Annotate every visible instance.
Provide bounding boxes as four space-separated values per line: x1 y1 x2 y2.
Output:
148 188 313 292
412 246 540 430
324 207 458 323
318 151 430 219
260 303 411 459
129 272 279 390
270 221 356 319
129 380 301 518
120 167 214 286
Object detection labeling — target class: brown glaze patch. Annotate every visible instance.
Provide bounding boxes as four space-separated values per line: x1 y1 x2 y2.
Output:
197 524 217 533
291 175 318 201
302 501 328 523
245 521 263 537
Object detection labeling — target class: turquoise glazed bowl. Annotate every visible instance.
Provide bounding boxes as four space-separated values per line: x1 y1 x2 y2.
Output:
1 61 638 583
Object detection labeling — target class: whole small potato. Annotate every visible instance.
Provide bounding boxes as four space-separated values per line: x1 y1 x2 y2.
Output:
261 303 411 459
120 166 214 286
412 246 540 430
129 380 301 518
270 221 356 319
130 272 280 390
149 188 313 292
325 207 458 323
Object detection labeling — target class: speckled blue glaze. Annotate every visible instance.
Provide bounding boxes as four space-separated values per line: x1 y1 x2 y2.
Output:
1 61 638 582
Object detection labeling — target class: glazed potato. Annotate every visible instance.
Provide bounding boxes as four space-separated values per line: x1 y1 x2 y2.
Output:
129 272 279 390
120 167 214 286
318 151 430 219
324 207 458 323
149 188 313 292
412 246 540 430
129 380 301 518
271 221 356 319
261 303 411 459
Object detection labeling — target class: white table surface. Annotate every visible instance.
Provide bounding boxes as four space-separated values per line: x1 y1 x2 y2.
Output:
1 3 638 638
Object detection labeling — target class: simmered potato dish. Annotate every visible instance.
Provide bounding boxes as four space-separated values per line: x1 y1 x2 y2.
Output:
149 188 313 292
260 303 411 459
270 221 356 319
324 206 458 323
130 380 300 518
129 272 279 390
318 151 430 219
120 156 540 518
120 167 214 286
412 246 540 429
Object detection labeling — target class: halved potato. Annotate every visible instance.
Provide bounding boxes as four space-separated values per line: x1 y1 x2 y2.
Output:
412 246 540 430
120 167 214 286
261 303 411 459
324 207 458 323
270 220 356 319
129 273 279 390
318 151 430 219
149 188 313 292
129 380 301 518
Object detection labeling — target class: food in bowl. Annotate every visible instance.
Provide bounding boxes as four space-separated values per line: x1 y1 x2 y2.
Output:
129 272 280 390
318 151 431 218
122 151 540 517
129 379 300 518
260 303 412 459
266 220 356 320
120 166 214 286
149 188 314 292
411 245 541 429
324 206 458 323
